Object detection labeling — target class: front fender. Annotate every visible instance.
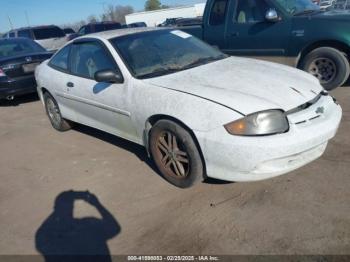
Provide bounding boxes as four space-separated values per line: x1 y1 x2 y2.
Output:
130 81 243 144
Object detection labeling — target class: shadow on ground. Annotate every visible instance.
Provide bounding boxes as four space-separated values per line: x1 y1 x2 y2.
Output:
0 93 39 107
73 124 230 186
203 177 233 185
35 190 120 262
73 124 160 175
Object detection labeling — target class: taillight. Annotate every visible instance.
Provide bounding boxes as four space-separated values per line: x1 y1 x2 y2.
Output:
0 68 6 77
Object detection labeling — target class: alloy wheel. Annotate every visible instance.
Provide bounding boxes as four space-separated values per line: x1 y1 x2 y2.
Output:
155 131 190 178
46 98 61 127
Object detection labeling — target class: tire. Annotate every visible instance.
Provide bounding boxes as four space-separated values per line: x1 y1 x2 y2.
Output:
43 92 73 132
149 120 204 188
300 47 350 91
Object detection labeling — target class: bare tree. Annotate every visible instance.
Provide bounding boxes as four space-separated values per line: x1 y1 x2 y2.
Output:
87 15 98 23
101 5 134 23
60 4 134 31
113 5 134 23
61 20 86 32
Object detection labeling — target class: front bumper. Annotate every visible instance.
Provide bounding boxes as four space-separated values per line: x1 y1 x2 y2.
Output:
195 95 342 182
0 75 37 99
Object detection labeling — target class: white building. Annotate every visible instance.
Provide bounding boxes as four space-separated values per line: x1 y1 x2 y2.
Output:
125 3 206 27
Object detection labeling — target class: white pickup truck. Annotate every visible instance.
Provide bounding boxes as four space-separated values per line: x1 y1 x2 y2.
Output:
3 25 68 52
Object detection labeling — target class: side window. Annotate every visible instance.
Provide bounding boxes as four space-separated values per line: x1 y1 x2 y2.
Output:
18 30 32 39
78 26 86 35
49 45 71 71
235 0 270 24
209 0 228 26
9 32 15 38
85 26 92 34
70 42 116 79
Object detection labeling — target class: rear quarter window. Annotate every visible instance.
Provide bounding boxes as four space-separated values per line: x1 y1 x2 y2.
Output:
33 27 65 40
18 30 32 39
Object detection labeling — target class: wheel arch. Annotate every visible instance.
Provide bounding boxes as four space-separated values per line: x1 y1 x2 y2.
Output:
297 40 350 68
38 87 50 105
41 87 49 95
144 114 207 178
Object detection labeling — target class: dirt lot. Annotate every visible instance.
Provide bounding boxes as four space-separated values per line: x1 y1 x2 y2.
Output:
0 87 349 256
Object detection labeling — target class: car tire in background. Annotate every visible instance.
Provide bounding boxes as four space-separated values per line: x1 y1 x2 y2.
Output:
300 47 350 91
44 92 73 132
149 120 204 188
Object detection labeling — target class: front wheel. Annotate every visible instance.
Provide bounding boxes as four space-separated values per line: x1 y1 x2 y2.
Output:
300 47 350 91
149 120 204 188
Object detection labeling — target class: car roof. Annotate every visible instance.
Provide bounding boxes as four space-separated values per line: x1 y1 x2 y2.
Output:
80 27 165 40
9 25 60 32
87 21 121 25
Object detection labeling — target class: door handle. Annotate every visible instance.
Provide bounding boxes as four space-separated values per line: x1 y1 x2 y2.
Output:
67 82 74 88
230 32 239 37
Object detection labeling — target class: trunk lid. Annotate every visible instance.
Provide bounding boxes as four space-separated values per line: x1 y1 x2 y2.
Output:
0 52 52 78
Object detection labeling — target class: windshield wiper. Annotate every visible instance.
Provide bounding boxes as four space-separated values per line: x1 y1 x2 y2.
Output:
137 55 227 79
138 66 182 79
182 55 227 70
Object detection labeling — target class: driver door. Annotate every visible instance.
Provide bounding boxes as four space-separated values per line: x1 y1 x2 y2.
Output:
225 0 292 64
64 40 137 141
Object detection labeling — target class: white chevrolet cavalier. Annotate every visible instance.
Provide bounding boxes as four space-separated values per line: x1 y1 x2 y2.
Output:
35 28 342 188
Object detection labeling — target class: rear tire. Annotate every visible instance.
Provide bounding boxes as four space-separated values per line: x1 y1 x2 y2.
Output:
44 92 73 132
149 120 204 188
300 47 350 91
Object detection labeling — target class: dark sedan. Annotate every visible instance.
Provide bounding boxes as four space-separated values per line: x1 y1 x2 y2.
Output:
0 38 52 100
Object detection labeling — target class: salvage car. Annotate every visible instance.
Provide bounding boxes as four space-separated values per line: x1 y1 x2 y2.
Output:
0 38 52 100
35 28 342 188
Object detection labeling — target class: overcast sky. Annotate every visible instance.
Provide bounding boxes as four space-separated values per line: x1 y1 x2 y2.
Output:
0 0 205 32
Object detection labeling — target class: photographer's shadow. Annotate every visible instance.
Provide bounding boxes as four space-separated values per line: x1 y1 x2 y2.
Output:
35 190 120 262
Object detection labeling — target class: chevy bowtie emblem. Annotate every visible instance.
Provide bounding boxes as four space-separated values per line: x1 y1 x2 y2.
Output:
25 57 32 62
316 107 325 114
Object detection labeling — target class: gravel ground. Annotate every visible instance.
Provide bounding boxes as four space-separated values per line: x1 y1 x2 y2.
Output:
0 87 349 256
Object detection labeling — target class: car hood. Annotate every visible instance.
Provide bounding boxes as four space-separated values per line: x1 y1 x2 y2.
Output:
144 57 323 115
310 9 350 21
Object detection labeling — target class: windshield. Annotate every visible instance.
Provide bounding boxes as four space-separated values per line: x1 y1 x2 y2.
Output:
0 39 46 58
110 30 227 79
274 0 320 15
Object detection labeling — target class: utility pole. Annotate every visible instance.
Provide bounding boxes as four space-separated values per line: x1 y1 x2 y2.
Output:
7 15 13 30
100 2 107 12
25 11 30 27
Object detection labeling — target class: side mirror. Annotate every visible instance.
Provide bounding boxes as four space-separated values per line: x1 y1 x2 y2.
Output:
94 69 124 84
265 9 279 22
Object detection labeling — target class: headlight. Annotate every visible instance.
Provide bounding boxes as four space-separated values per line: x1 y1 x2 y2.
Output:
224 110 289 136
